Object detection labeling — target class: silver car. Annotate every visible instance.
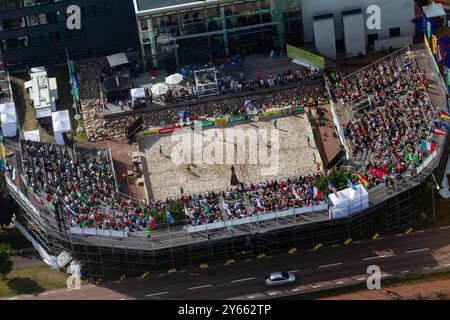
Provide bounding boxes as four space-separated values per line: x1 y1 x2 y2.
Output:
265 272 296 287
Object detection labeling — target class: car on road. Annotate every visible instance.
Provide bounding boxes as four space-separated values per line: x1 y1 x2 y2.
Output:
265 272 296 287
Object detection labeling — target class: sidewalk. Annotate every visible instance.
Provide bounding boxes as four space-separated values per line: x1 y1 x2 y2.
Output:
322 278 450 300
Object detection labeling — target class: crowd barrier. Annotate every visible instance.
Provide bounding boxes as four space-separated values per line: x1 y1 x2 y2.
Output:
185 203 328 233
138 106 305 137
69 227 129 238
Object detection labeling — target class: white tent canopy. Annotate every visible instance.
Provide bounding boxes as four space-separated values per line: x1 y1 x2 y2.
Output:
52 110 72 145
23 130 41 142
0 102 18 137
423 1 446 18
151 83 169 96
106 52 129 68
130 88 145 99
329 184 369 219
165 73 183 85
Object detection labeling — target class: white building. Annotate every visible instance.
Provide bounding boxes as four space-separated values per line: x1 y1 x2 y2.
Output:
302 0 416 59
25 67 58 121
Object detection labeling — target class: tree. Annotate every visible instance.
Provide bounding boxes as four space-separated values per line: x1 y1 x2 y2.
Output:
315 169 354 196
0 243 13 279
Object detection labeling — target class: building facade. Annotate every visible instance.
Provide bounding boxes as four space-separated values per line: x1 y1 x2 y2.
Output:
0 0 140 70
134 0 305 69
134 0 416 68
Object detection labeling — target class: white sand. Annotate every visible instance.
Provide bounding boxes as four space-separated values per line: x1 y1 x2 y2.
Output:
139 115 320 200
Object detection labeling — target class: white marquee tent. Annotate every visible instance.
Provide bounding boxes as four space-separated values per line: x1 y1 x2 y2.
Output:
329 184 369 219
106 52 129 68
423 1 446 18
130 88 145 99
0 102 18 137
52 110 72 145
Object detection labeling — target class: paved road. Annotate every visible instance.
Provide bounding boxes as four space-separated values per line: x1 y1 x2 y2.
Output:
4 225 450 300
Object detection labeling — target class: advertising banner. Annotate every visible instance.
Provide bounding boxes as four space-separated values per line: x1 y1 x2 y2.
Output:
286 44 325 70
214 117 228 126
201 120 215 127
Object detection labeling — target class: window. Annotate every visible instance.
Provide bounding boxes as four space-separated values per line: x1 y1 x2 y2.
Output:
95 4 111 16
368 33 378 46
389 27 401 38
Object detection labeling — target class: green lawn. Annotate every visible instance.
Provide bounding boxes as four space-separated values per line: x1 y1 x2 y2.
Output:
0 265 69 297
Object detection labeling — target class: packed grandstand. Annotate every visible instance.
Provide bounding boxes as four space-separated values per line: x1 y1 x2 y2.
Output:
4 48 447 235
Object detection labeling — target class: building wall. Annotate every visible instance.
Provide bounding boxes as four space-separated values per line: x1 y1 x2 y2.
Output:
343 13 367 57
313 18 337 59
301 0 415 44
0 0 140 69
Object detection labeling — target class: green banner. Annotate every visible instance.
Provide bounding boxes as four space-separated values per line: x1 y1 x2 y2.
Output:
294 106 305 113
202 120 215 127
228 115 250 123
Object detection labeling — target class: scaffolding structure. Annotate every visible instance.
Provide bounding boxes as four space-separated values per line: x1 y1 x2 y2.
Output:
1 44 449 280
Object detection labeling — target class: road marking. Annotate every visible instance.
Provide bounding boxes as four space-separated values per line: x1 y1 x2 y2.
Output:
331 244 340 248
8 297 18 300
247 296 255 299
244 259 252 262
416 230 425 233
401 270 409 274
440 226 450 230
288 270 300 273
145 291 168 297
267 292 279 296
353 241 361 244
312 285 322 288
231 277 256 283
335 281 344 284
357 278 366 281
188 284 212 290
405 248 429 254
362 255 386 261
291 288 300 292
318 262 342 268
39 292 48 295
423 267 431 270
118 298 126 300
158 273 165 276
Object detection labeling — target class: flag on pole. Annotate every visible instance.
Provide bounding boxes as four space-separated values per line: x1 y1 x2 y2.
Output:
358 174 370 188
180 185 184 195
255 196 265 209
347 179 357 190
148 214 156 228
0 159 5 173
166 208 174 224
327 181 339 198
313 186 322 200
435 128 446 136
184 205 194 219
11 167 18 184
202 202 210 214
421 140 436 153
441 110 450 120
292 186 301 200
222 200 232 216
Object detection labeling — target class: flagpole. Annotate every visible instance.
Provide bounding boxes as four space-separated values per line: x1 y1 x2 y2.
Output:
66 48 81 129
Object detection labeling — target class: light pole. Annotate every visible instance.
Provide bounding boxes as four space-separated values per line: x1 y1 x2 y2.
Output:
431 173 441 223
